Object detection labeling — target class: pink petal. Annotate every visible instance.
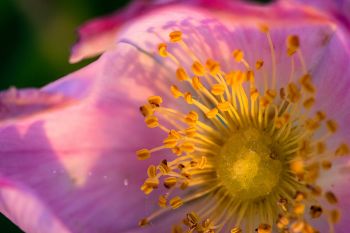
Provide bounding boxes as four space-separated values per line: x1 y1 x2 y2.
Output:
279 0 350 31
0 178 70 233
2 2 350 233
0 45 170 232
69 0 251 63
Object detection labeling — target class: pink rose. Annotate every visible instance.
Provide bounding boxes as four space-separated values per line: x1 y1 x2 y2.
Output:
1 0 350 232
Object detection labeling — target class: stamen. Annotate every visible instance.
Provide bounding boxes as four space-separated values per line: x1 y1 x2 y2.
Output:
136 29 346 233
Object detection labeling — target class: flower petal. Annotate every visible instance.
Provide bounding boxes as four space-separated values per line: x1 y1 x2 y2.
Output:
3 2 350 233
0 178 70 233
69 0 256 63
279 0 350 31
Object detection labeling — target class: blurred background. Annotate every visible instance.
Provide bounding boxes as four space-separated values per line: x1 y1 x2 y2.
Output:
0 0 269 232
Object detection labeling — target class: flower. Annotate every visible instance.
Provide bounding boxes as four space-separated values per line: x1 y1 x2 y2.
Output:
1 0 350 233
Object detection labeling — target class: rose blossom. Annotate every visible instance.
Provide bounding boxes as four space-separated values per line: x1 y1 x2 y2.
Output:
1 0 350 232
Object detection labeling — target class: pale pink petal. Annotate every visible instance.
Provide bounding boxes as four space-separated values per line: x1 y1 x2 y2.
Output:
279 0 350 30
69 0 154 63
69 0 257 63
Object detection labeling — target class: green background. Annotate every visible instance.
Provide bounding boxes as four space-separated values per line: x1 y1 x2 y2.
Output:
0 0 269 232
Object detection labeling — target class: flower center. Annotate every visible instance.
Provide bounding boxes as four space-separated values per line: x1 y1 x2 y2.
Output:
217 127 282 200
135 27 348 232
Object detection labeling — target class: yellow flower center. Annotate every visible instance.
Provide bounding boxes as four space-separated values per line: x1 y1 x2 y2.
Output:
217 127 282 200
136 27 348 233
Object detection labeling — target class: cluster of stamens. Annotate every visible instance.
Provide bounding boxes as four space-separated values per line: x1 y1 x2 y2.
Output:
136 26 349 233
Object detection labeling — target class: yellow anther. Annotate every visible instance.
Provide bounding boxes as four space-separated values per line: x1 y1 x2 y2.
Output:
184 92 193 104
316 111 326 121
192 61 205 76
293 203 305 215
247 70 255 83
300 74 315 93
140 183 153 195
316 142 326 154
181 170 192 179
190 160 198 167
185 127 197 137
250 87 259 100
256 60 264 69
276 215 289 229
265 89 277 102
163 136 178 148
330 209 340 223
211 84 225 96
295 191 307 202
192 76 203 90
287 35 300 56
257 223 272 233
186 212 200 225
321 160 332 170
304 224 317 233
307 184 322 196
290 221 304 232
158 195 167 208
287 82 301 102
310 205 323 218
206 59 221 75
172 146 182 156
237 71 247 83
169 31 182 42
305 119 320 131
147 95 163 107
176 67 189 81
217 101 231 112
290 158 304 175
144 115 159 128
325 191 338 204
303 97 315 109
206 108 218 119
144 177 159 189
231 227 242 233
158 43 168 57
280 88 286 99
185 111 199 125
180 180 189 190
138 218 149 227
169 129 181 139
232 49 244 62
179 142 195 153
259 24 270 33
335 143 349 156
326 119 338 133
169 196 183 209
170 85 183 98
136 149 151 160
225 72 235 86
158 160 171 175
146 165 157 179
164 177 177 189
139 104 155 117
